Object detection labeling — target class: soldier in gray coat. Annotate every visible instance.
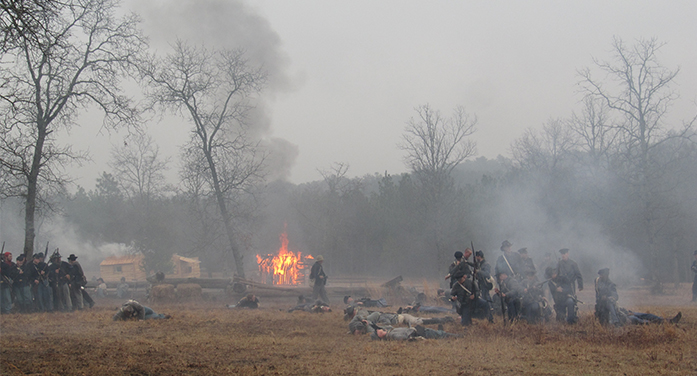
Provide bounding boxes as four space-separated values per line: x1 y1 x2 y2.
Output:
557 248 583 294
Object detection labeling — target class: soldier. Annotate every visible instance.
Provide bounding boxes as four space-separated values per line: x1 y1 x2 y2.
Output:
594 268 620 326
66 254 86 310
691 250 697 302
475 250 495 322
116 276 130 298
112 300 170 321
229 293 260 309
557 248 583 294
545 266 577 324
47 252 72 312
538 252 556 302
1 252 14 314
520 270 545 323
595 268 682 326
343 295 388 308
445 251 464 288
451 270 489 326
518 248 536 276
309 255 329 304
495 240 522 280
371 324 460 340
29 253 53 312
495 271 524 322
12 255 32 313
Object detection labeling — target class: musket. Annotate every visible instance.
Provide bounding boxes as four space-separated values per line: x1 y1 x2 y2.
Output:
498 288 506 326
470 241 477 321
1 241 4 253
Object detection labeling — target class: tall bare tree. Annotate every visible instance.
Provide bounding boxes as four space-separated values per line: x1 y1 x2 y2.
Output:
400 104 477 199
399 104 477 272
142 41 266 278
0 0 146 258
579 37 695 286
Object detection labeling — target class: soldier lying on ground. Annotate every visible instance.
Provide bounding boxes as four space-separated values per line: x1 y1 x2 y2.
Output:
113 300 170 321
346 307 453 335
343 295 388 308
620 308 681 325
288 298 331 313
227 294 260 309
371 324 461 340
595 268 682 326
398 303 454 314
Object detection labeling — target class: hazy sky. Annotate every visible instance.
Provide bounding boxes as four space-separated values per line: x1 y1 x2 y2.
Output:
66 1 697 187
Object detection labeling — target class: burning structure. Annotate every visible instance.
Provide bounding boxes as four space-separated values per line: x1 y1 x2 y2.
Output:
256 231 313 285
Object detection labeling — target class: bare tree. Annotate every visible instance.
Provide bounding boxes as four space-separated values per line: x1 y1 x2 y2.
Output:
511 118 578 173
579 37 696 286
568 96 618 166
399 104 477 272
400 104 477 198
0 0 58 52
142 41 267 278
0 0 146 258
109 134 170 206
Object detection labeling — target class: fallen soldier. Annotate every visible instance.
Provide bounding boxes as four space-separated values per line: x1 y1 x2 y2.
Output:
620 308 681 325
398 303 454 314
346 308 453 335
595 268 682 326
370 323 461 340
343 295 388 308
227 294 260 309
288 298 332 313
113 300 170 321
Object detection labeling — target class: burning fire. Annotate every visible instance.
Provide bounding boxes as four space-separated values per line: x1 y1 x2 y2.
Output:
256 231 313 285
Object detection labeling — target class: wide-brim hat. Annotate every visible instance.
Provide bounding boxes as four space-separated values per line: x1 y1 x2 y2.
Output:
559 248 569 254
67 254 77 260
315 255 324 261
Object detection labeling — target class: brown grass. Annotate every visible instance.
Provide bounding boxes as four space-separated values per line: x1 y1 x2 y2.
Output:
1 296 696 375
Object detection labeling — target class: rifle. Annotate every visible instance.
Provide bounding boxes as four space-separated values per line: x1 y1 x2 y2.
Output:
535 279 552 288
497 288 506 326
569 295 584 305
470 241 477 322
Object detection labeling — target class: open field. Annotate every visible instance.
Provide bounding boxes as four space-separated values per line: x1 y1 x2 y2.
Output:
1 288 696 376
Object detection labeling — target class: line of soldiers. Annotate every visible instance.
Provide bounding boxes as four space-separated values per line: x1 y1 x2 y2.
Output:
445 240 584 326
0 249 94 314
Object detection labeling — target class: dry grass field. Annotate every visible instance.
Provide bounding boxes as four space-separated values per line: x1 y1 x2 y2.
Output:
1 288 696 376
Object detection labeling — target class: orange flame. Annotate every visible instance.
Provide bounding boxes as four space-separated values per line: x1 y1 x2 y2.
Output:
257 230 312 285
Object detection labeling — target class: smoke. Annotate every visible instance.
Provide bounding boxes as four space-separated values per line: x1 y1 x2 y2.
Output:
0 198 133 279
126 0 299 181
475 168 645 298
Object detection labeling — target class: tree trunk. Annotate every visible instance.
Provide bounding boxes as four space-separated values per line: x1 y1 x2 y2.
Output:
23 122 47 260
205 151 245 278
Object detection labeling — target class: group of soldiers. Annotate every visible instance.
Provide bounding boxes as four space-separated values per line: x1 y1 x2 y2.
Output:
446 240 584 326
0 248 94 314
445 240 684 328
